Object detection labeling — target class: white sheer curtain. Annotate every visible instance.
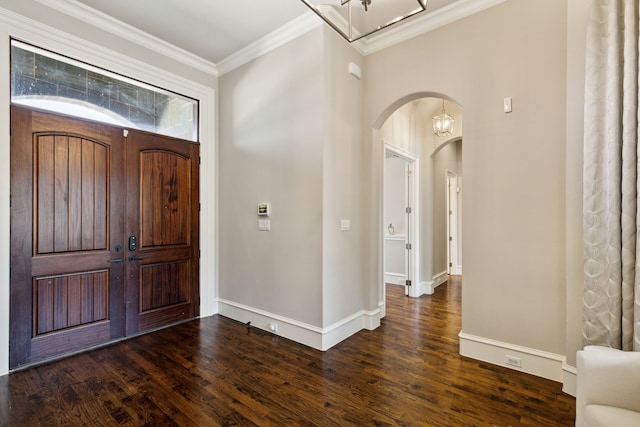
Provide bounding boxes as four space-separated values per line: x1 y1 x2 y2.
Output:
583 0 640 351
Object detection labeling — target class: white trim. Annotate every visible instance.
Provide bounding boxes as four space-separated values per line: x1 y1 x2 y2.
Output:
217 12 322 76
218 299 381 351
562 362 577 397
385 272 406 278
0 6 217 376
418 272 448 296
433 270 448 287
459 332 566 383
420 281 435 295
0 7 209 100
361 0 508 56
34 0 218 76
0 30 8 377
35 0 507 78
385 273 406 285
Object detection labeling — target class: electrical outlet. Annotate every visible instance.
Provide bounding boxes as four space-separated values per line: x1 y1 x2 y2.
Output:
269 322 278 332
505 355 522 367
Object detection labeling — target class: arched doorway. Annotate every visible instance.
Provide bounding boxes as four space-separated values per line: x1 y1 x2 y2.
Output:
373 93 463 313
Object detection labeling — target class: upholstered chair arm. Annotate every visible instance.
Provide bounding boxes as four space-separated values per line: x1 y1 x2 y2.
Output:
576 346 640 426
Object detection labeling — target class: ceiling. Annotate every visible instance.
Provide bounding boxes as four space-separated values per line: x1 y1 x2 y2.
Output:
71 0 465 64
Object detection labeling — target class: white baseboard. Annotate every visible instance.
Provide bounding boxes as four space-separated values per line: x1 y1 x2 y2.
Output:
420 280 435 295
218 299 382 351
384 272 406 285
562 362 577 397
419 271 448 295
459 332 565 383
433 271 448 287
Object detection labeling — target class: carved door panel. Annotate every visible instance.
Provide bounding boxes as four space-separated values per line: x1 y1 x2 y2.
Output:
10 106 125 368
124 130 200 335
10 108 200 369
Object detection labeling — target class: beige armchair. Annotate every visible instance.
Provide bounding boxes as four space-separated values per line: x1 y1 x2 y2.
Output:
576 345 640 426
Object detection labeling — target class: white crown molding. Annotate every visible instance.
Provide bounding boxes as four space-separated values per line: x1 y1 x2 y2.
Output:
216 11 322 76
34 0 218 76
32 0 507 77
361 0 508 55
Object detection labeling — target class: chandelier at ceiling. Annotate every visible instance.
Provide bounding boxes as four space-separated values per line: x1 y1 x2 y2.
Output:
300 0 428 43
433 99 454 137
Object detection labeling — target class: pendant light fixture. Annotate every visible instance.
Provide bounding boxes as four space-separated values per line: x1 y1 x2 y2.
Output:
300 0 428 43
433 99 454 137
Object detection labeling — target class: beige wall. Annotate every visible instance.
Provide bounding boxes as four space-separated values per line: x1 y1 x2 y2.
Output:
219 29 325 326
219 27 366 329
363 0 568 354
321 29 365 327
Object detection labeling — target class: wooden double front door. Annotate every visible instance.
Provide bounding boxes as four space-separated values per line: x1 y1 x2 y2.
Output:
10 106 200 369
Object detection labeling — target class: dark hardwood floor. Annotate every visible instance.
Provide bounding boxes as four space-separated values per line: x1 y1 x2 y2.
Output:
0 277 575 426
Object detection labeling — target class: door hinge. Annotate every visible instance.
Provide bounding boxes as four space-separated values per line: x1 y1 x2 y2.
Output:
199 249 201 258
449 262 453 267
199 157 201 165
199 203 201 212
405 207 412 214
405 243 412 250
449 236 453 241
405 279 412 287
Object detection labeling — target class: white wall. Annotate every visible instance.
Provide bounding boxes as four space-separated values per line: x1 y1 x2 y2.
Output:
363 0 568 364
0 0 217 376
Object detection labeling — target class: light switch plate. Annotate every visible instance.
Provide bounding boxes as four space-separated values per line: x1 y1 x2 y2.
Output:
503 97 513 113
341 220 350 231
258 220 270 231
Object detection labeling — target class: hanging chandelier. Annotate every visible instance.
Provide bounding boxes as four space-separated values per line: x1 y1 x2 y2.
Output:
300 0 428 43
433 99 454 137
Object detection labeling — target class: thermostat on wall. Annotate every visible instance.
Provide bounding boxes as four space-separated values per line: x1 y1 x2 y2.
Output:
258 203 270 217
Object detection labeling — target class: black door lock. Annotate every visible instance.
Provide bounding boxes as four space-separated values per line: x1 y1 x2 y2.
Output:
129 236 137 251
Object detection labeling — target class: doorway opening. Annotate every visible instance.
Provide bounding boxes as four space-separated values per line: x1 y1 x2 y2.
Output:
374 94 463 314
383 144 419 300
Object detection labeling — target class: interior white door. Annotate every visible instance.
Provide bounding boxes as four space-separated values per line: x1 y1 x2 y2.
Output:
446 171 459 275
404 162 412 296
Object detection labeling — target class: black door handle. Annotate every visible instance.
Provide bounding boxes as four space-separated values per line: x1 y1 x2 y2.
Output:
128 256 142 262
109 258 123 263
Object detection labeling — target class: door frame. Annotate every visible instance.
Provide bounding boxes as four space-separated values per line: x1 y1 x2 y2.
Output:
0 12 217 375
446 170 461 275
382 142 420 310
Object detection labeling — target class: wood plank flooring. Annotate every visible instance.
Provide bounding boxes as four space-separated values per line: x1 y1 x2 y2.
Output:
0 276 575 426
